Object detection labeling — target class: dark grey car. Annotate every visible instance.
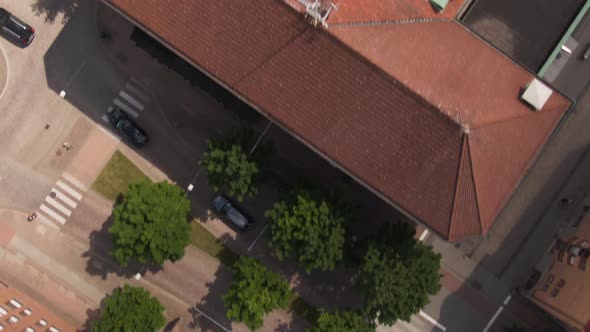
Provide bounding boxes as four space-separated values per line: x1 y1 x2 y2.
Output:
107 106 149 147
211 195 249 231
0 8 35 46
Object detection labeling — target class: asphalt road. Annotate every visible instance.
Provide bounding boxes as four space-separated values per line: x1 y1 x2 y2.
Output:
0 0 540 331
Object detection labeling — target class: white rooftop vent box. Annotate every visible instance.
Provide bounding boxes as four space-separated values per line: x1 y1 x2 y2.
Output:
521 78 553 111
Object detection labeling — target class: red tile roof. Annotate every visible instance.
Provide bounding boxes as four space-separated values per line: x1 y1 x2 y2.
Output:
105 0 572 241
327 0 466 24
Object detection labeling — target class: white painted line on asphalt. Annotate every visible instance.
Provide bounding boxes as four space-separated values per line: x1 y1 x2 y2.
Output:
36 214 61 231
248 225 268 252
59 90 66 98
56 180 82 201
192 307 231 332
482 294 512 332
101 114 109 123
419 310 446 331
40 204 66 225
419 229 429 241
62 172 88 192
113 98 139 118
125 82 150 101
45 196 71 217
51 188 77 209
119 90 145 111
107 106 114 113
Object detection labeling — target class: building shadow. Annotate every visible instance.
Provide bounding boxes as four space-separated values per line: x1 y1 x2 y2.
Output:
434 148 588 331
31 0 80 23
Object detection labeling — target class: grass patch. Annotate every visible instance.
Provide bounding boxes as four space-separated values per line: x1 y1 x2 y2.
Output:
92 150 151 200
290 296 320 325
190 219 240 267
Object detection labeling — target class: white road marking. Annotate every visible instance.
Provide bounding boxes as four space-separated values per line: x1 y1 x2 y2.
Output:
119 91 144 111
125 82 150 101
45 196 71 217
59 90 66 98
419 311 446 331
37 214 61 231
51 188 77 209
107 106 114 113
40 204 66 225
113 99 139 118
248 225 268 252
482 294 512 332
56 180 82 201
101 114 109 123
419 229 429 241
62 173 88 192
192 307 231 332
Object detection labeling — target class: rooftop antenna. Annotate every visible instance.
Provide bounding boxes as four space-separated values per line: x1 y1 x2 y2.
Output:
301 0 336 28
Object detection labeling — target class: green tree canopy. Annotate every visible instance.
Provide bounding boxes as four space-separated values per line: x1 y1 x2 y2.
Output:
92 284 165 332
265 188 349 273
200 128 272 201
223 256 292 330
358 223 442 326
308 310 374 332
110 181 191 266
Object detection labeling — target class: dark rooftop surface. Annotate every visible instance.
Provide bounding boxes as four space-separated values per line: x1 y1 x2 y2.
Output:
463 0 584 72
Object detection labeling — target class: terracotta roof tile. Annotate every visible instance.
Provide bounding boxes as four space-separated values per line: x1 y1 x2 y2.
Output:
449 137 481 241
106 0 572 240
233 29 463 237
327 0 465 24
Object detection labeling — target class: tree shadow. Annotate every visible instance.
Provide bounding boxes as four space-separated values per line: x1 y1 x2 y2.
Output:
82 197 164 280
31 0 80 23
189 234 235 332
79 306 101 331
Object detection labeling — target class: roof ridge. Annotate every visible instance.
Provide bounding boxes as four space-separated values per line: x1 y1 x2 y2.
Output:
467 101 567 132
328 17 448 28
323 22 464 131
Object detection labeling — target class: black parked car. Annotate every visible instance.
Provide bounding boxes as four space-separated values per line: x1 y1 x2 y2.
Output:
0 8 35 46
108 106 149 147
211 195 250 231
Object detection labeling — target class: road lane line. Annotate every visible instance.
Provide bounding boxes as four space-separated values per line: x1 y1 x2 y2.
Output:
62 173 88 192
419 310 446 331
125 82 150 101
119 90 145 111
192 307 231 332
248 225 268 252
56 180 82 201
113 99 139 118
51 188 77 209
45 196 71 217
482 294 512 332
39 204 66 225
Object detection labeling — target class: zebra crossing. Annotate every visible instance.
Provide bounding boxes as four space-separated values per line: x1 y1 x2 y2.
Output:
101 78 150 124
37 173 87 228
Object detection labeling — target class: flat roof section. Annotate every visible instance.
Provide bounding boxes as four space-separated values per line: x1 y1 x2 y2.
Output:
463 0 584 72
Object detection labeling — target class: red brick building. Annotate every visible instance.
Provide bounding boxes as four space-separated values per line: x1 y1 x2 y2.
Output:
0 280 75 332
103 0 572 241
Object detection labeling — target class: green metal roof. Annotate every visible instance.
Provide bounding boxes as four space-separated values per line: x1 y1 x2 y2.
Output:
430 0 449 12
